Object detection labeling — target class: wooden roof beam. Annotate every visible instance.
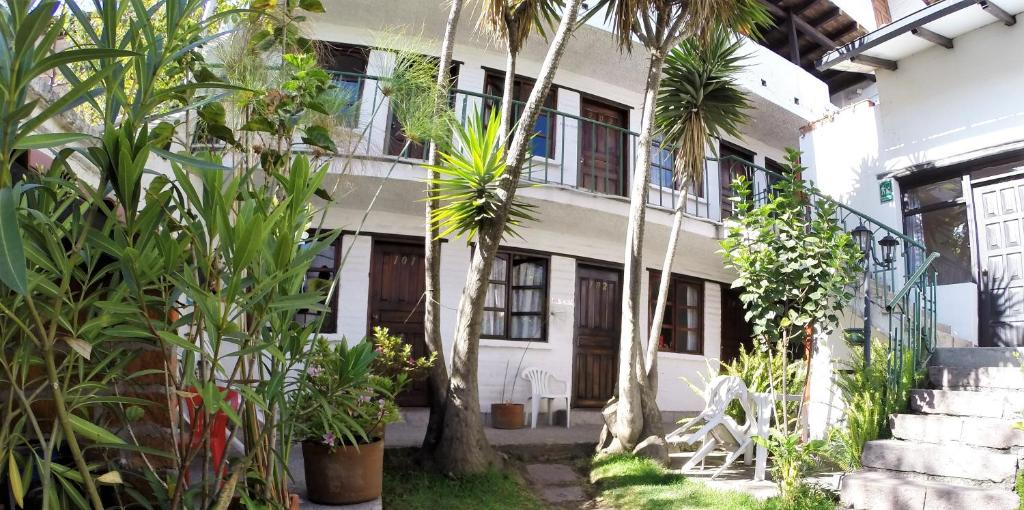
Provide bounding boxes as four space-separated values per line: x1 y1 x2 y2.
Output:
911 27 954 48
979 0 1016 25
851 54 897 71
808 7 842 27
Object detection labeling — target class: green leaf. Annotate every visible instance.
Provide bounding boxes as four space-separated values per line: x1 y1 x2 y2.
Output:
148 122 175 150
13 132 94 149
0 188 28 295
152 148 230 171
68 415 126 446
301 125 337 153
157 331 199 352
8 452 23 508
240 116 276 133
299 0 325 12
199 102 227 126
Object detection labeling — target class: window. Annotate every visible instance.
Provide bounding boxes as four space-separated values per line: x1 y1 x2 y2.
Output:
296 232 341 333
483 252 548 341
648 140 706 198
649 271 703 354
902 177 972 285
320 44 369 127
387 61 461 159
483 73 557 159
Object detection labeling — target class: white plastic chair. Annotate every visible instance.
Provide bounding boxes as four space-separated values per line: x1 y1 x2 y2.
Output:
520 367 571 429
666 375 755 479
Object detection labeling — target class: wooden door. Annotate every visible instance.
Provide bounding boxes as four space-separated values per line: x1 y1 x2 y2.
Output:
579 100 628 196
573 265 622 408
718 144 754 220
368 240 429 406
720 286 754 363
974 180 1024 346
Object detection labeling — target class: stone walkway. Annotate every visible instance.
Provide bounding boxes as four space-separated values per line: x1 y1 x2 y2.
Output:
524 463 589 508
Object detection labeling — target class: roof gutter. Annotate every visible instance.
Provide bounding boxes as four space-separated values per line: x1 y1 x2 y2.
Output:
816 0 980 71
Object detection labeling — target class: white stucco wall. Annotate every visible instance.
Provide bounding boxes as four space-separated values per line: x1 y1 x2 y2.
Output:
874 20 1024 172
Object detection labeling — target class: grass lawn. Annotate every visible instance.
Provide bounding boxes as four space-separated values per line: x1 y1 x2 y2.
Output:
381 451 547 510
589 454 834 510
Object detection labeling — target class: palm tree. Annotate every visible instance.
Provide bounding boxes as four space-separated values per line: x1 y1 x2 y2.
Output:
647 27 753 397
479 0 563 139
422 0 465 456
432 0 586 475
589 0 768 458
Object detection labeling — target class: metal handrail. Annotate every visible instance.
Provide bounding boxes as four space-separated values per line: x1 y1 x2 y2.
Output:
886 252 940 311
715 154 926 252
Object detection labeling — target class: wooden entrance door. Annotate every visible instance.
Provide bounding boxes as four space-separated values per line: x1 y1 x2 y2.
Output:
573 265 622 408
579 100 628 196
974 180 1024 346
720 286 754 363
368 240 429 406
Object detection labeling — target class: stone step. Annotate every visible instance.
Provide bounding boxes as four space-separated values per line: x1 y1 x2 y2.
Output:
890 413 1024 449
929 366 1024 390
930 347 1024 369
860 439 1018 485
909 389 1024 419
840 470 1019 510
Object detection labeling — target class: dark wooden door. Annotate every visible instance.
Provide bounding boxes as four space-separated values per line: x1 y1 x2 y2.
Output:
573 265 622 408
720 286 754 363
974 180 1024 346
579 100 628 196
369 240 429 406
718 144 754 220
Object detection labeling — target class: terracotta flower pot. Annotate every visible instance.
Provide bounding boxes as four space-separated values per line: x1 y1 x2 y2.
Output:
302 438 384 505
491 403 525 429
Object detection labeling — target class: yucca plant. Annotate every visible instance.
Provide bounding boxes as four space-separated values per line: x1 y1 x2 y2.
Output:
427 109 535 241
646 27 753 401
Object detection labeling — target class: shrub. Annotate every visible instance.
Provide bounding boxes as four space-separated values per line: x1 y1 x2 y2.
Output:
828 339 920 470
754 430 827 504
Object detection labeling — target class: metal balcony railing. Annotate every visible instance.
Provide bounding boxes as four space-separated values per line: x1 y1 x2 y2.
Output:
330 71 728 220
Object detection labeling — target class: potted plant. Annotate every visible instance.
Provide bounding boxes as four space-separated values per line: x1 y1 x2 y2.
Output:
293 327 434 505
490 342 532 429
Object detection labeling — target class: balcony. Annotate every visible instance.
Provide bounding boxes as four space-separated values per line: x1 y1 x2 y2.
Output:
330 72 795 224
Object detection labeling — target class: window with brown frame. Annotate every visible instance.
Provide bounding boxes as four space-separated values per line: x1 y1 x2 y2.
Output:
295 231 341 333
648 271 703 355
320 43 369 127
483 72 557 159
482 251 548 341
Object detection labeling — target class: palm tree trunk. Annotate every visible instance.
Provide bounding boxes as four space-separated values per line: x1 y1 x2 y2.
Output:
498 47 516 143
610 48 668 452
421 0 463 456
645 179 689 393
434 0 584 475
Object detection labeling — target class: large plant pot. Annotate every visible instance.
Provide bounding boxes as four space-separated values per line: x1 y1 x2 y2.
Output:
302 438 384 505
491 403 525 429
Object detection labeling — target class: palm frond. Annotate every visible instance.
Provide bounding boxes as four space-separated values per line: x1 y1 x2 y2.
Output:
478 0 565 53
426 109 536 241
655 27 751 190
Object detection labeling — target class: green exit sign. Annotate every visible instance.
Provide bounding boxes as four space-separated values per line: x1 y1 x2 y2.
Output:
879 180 893 203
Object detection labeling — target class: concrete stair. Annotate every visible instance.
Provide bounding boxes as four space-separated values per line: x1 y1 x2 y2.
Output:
840 347 1024 510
